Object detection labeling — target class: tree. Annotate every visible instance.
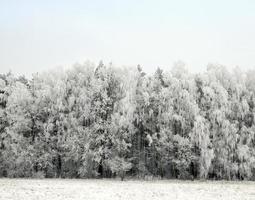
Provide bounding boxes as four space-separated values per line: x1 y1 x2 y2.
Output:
190 116 214 179
1 61 255 180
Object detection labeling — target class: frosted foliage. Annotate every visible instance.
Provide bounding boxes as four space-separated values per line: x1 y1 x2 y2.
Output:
0 64 255 180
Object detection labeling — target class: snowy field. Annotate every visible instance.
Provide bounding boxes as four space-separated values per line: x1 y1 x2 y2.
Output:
0 179 255 200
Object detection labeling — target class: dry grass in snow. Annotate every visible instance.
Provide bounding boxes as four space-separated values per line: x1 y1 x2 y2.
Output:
0 179 255 200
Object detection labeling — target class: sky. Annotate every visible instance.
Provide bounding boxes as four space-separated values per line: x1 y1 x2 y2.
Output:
0 0 255 76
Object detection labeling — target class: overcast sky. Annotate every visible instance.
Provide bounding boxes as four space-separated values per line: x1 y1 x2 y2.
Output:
1 0 255 76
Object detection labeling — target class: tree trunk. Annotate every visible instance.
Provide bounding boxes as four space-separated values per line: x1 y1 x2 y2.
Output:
57 154 62 178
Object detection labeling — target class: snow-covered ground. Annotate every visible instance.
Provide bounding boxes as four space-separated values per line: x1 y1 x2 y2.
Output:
0 179 254 200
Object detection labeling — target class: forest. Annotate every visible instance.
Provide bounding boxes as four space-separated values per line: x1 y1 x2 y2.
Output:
0 61 255 180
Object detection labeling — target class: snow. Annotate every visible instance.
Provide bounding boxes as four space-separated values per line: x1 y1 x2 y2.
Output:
0 179 254 200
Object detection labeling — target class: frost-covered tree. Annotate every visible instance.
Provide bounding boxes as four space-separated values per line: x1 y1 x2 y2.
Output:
190 116 214 179
1 62 255 180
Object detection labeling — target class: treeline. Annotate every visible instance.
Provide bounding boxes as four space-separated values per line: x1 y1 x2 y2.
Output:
1 61 255 180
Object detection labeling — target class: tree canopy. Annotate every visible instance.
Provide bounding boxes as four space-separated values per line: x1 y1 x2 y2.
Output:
1 63 255 180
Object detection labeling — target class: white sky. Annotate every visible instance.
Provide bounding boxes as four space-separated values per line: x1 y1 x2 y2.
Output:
1 0 255 76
